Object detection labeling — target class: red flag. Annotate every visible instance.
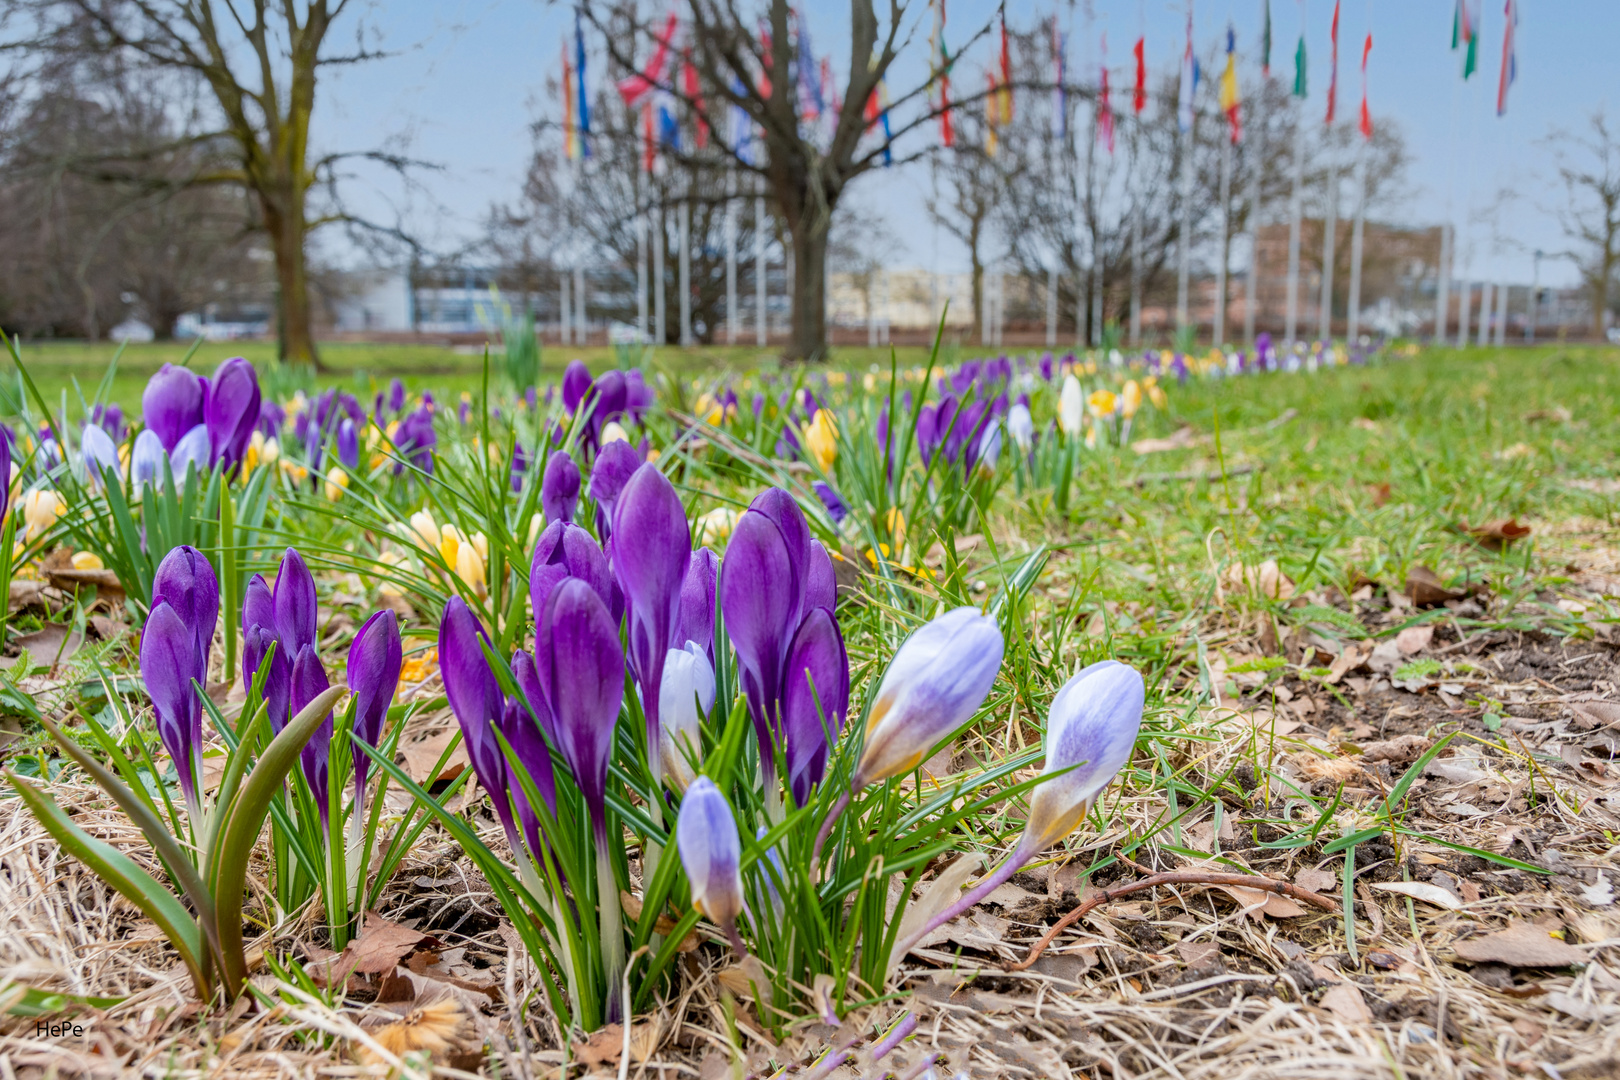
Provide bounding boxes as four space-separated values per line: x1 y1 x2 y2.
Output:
1325 0 1340 124
619 11 679 108
641 101 655 172
682 51 708 147
758 21 773 98
1132 37 1146 113
1358 33 1373 139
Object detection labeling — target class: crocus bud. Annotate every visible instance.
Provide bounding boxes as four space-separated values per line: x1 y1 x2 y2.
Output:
206 357 261 470
658 642 716 791
141 600 204 813
674 548 719 660
291 643 334 822
439 596 521 844
561 360 593 414
530 520 616 625
152 544 219 685
347 610 403 800
20 489 65 541
507 650 559 816
170 423 211 480
1017 661 1144 857
539 577 624 842
142 363 205 452
719 506 799 783
273 547 318 658
1008 403 1034 452
589 439 641 534
80 423 120 489
541 450 581 524
0 434 10 523
813 481 848 524
1058 375 1084 435
242 573 292 732
611 463 690 781
336 419 359 470
676 776 745 952
852 607 1003 788
780 607 849 806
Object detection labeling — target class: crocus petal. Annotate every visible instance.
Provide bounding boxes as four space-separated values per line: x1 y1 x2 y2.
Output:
141 363 206 452
336 418 359 470
611 464 690 763
717 508 797 780
169 424 211 480
346 610 403 794
438 597 507 809
803 539 837 615
658 642 715 791
674 548 720 660
244 624 292 732
290 644 334 822
131 429 166 492
242 573 275 637
205 356 261 469
1020 661 1144 856
273 547 318 656
140 600 201 809
589 439 641 528
541 450 581 524
854 607 1004 787
541 578 624 837
780 607 850 806
676 776 744 930
151 544 219 685
80 423 120 488
530 520 616 619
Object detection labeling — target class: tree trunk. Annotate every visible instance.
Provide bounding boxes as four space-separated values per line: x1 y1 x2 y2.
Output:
263 194 320 368
787 218 827 361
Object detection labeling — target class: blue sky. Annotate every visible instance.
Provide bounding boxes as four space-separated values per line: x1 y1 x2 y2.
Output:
318 1 1614 288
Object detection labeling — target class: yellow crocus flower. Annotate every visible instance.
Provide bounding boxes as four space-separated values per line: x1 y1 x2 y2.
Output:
803 410 838 472
1120 380 1142 419
1088 390 1117 418
324 467 349 502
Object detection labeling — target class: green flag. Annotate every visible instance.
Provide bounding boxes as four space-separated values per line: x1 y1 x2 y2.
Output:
1293 35 1307 98
1463 30 1477 78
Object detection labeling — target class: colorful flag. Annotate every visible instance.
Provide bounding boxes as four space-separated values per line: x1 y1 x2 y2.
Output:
682 51 708 147
1261 0 1272 77
1133 36 1146 113
1098 33 1115 153
575 9 591 156
1293 29 1307 99
1051 18 1068 140
931 0 953 147
1177 12 1199 133
618 10 679 108
866 77 894 165
1219 25 1242 143
1452 0 1478 80
562 42 578 161
1358 33 1373 138
1325 0 1340 124
657 89 681 151
1497 0 1517 115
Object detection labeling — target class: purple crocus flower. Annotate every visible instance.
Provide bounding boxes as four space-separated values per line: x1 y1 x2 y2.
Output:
718 488 843 797
510 442 530 493
541 450 581 524
394 407 436 474
142 364 206 452
152 544 219 684
780 607 850 805
141 601 206 813
530 520 618 625
562 360 593 414
242 574 292 733
337 419 359 470
589 439 641 537
537 578 624 843
500 650 558 858
674 548 720 659
170 424 211 481
346 610 402 809
272 548 318 660
439 597 523 846
813 481 848 524
1039 353 1055 381
256 399 285 439
91 403 126 442
624 370 656 423
583 370 628 443
0 434 10 523
205 357 261 471
676 776 746 954
388 378 407 414
610 464 690 786
291 643 335 823
80 423 120 488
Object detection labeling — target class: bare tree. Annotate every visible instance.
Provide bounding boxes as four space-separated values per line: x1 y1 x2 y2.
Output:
1546 109 1620 337
7 0 417 366
590 0 994 361
924 105 1018 344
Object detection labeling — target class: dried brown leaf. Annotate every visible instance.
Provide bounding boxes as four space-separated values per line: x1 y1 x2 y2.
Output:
1452 921 1587 967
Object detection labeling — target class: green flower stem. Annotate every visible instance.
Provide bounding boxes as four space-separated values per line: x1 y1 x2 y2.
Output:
595 836 626 1024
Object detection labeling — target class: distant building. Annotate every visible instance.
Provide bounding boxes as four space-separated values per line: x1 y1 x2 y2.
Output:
1249 220 1442 337
330 269 413 332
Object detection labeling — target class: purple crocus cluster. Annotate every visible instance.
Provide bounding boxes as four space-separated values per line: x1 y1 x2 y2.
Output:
139 545 219 815
137 358 262 481
917 392 1006 477
562 360 655 452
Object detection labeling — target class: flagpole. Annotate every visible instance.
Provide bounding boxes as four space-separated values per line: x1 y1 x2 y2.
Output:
636 212 649 343
1284 113 1304 345
1495 277 1508 346
678 198 693 346
575 265 587 346
1347 138 1367 344
1318 150 1337 343
1243 76 1264 346
1046 266 1058 346
1215 133 1231 345
653 202 666 345
726 169 738 344
754 178 767 346
560 266 572 345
